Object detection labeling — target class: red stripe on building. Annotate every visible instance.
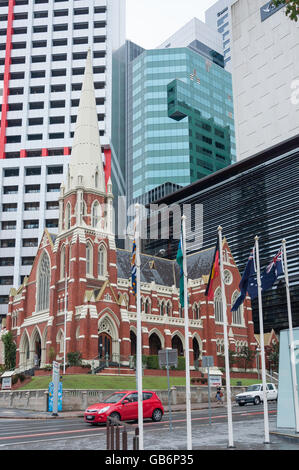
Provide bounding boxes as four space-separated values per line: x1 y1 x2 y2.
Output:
0 0 15 159
103 147 111 190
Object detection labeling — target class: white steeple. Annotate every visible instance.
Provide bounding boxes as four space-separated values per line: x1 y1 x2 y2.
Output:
67 49 106 193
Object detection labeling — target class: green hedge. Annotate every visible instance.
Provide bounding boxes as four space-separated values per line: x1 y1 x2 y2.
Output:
134 355 186 370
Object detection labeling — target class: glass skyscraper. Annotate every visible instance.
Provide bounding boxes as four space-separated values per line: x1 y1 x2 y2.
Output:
129 45 235 201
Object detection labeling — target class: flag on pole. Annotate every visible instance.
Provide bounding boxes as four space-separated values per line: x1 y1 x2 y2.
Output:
261 247 284 290
205 238 220 301
176 231 184 307
131 237 137 296
231 247 256 311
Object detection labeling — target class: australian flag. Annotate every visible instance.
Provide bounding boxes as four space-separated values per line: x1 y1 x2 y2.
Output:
261 247 284 291
231 247 256 311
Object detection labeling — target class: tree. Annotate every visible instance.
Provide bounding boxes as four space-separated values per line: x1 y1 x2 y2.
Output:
236 346 256 373
268 341 280 372
1 331 16 370
271 0 299 22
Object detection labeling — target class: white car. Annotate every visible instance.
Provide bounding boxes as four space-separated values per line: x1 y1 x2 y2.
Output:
235 383 278 406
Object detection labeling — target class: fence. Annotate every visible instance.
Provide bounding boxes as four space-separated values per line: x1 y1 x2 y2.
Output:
106 416 139 450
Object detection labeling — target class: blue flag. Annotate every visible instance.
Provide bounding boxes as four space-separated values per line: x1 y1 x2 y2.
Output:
176 233 184 308
261 247 284 291
231 247 256 311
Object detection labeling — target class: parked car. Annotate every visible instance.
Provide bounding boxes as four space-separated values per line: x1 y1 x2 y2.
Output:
235 383 278 406
84 390 164 425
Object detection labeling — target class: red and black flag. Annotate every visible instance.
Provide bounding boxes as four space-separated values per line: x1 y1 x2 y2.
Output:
205 239 220 301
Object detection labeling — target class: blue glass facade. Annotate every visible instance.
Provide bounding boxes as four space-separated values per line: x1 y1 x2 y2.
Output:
130 47 235 201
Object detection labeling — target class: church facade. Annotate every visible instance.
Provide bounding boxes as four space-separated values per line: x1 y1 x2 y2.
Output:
6 51 257 373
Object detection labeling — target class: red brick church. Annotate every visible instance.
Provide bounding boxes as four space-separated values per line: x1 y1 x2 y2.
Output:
6 51 257 373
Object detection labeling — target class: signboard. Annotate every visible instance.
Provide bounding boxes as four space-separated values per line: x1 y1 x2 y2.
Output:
260 1 284 22
51 361 61 415
48 381 63 412
2 377 12 390
158 349 178 369
202 356 214 368
209 375 222 388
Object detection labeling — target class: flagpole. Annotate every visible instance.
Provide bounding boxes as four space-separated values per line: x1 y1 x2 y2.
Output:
182 215 192 450
135 203 144 450
282 239 299 433
254 236 270 444
218 226 234 448
63 270 67 375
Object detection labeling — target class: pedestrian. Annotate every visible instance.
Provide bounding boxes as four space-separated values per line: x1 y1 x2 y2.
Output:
215 387 223 405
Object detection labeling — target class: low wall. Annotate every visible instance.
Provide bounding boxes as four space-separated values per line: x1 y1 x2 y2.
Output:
0 386 247 412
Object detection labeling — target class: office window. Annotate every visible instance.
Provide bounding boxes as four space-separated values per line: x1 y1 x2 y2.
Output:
93 66 105 74
2 204 17 212
24 202 39 211
94 51 106 59
28 134 43 141
72 67 84 75
51 69 66 77
94 21 106 28
52 53 67 61
51 84 66 93
73 22 88 30
32 55 46 63
22 257 35 265
35 0 48 3
26 167 41 176
54 9 68 16
31 70 46 78
94 36 106 43
11 56 25 64
46 201 59 210
12 42 26 49
94 82 105 89
71 99 79 107
49 116 65 124
72 52 87 60
48 148 64 156
45 219 58 228
1 222 16 231
74 7 88 15
4 168 19 177
34 11 48 18
73 37 88 45
28 117 43 126
24 220 39 229
6 136 21 143
0 240 16 248
33 25 47 33
25 185 40 193
53 38 67 46
49 132 64 139
22 238 38 247
0 296 9 304
3 186 18 195
9 103 23 111
5 152 20 159
15 0 28 4
53 23 68 31
71 83 82 91
7 119 22 127
30 86 45 94
47 183 61 192
13 27 27 34
14 12 27 20
94 6 106 13
50 100 65 108
0 258 14 266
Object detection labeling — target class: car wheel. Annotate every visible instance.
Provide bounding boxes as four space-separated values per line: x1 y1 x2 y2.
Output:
254 396 261 405
109 412 121 424
152 408 163 422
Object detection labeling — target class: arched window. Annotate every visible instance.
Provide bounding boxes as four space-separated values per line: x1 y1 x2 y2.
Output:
86 241 93 276
57 329 64 353
37 252 51 312
159 300 164 316
65 203 71 230
98 244 107 277
232 291 243 325
193 303 200 320
214 288 223 323
166 301 172 316
145 298 151 314
92 201 100 228
60 245 65 280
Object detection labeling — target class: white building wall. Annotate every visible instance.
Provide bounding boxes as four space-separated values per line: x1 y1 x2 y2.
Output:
231 0 299 161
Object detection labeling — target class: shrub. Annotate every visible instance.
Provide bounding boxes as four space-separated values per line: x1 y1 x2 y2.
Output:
146 355 160 370
1 331 16 370
177 357 185 370
12 375 18 385
67 352 82 367
18 373 26 382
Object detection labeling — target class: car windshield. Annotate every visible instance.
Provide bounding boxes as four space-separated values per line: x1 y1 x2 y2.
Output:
247 385 261 392
103 393 127 404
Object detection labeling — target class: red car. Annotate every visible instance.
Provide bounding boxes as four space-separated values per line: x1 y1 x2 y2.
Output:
84 390 164 425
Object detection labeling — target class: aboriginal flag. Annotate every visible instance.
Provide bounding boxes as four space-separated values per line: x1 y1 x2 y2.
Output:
205 239 220 301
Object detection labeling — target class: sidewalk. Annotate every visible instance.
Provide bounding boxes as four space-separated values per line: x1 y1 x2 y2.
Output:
0 402 224 420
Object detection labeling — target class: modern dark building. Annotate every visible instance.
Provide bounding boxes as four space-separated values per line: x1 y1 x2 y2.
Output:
143 135 299 334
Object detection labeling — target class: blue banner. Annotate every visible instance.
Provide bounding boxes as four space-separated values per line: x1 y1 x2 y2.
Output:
48 381 63 412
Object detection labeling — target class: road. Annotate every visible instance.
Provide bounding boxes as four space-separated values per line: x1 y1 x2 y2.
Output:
1 402 297 450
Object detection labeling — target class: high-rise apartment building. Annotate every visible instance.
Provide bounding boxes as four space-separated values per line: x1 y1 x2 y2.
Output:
0 0 125 323
205 0 234 71
231 0 299 160
127 19 235 203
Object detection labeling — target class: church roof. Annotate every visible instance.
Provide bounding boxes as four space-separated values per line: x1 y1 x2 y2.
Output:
116 246 215 288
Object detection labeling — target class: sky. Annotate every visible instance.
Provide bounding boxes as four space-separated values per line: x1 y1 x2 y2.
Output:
126 0 218 50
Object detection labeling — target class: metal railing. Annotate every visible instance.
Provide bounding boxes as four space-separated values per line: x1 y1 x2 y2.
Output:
106 416 139 450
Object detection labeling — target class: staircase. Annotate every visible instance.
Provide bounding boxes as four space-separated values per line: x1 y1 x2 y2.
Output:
97 366 135 376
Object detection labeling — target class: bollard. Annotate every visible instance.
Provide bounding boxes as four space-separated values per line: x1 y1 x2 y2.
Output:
106 417 110 450
133 427 139 450
116 424 120 450
122 424 127 450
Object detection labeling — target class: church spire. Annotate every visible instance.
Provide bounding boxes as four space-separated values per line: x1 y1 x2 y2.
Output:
67 48 106 193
